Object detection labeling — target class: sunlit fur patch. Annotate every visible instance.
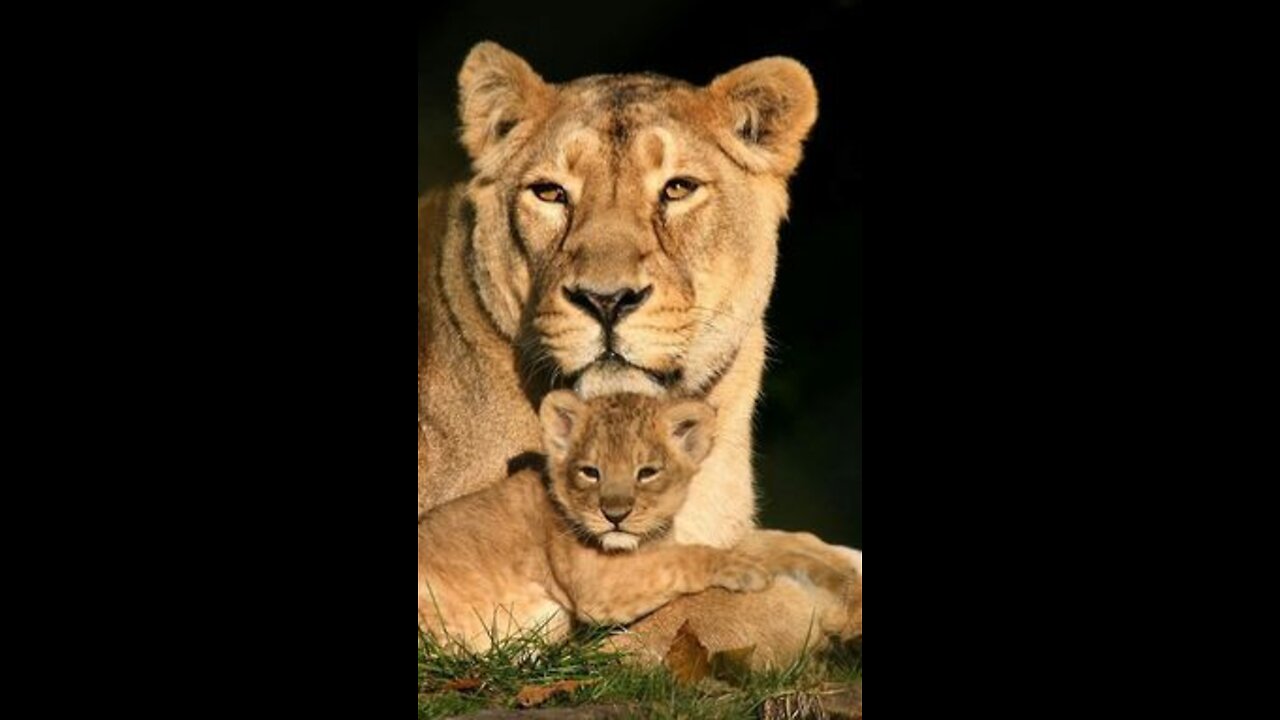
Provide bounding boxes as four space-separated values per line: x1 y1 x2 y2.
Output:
556 129 603 175
836 547 863 576
599 532 640 553
637 128 676 193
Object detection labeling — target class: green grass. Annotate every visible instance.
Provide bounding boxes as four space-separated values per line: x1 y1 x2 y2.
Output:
417 627 862 719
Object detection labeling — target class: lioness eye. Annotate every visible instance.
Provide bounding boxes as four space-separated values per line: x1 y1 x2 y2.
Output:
637 467 661 482
531 183 568 204
578 466 601 482
661 178 699 202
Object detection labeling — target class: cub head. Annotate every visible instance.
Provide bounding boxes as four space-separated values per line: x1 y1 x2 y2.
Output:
538 390 716 552
455 42 818 398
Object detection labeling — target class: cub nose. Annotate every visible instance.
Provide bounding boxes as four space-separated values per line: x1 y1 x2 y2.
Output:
602 504 633 525
564 286 653 327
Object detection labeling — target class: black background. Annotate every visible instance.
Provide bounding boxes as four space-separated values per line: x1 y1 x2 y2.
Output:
418 0 864 548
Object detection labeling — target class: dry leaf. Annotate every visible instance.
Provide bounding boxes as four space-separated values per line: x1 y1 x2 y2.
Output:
440 678 482 693
515 679 584 709
664 620 710 685
710 645 757 686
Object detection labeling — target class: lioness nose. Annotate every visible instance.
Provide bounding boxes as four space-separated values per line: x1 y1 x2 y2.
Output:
564 286 653 327
602 504 633 525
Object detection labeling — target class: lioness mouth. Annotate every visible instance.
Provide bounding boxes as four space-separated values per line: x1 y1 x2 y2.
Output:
586 354 682 389
566 356 684 400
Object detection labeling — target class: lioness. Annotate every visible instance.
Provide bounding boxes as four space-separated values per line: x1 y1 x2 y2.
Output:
419 42 860 666
418 392 774 652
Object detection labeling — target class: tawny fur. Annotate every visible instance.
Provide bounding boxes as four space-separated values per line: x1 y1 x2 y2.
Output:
418 42 861 666
418 394 773 652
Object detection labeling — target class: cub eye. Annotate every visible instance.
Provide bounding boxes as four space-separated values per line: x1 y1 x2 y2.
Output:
578 466 601 482
530 183 569 204
637 467 661 482
661 178 699 203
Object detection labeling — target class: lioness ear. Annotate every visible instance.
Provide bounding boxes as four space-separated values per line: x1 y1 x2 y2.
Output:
458 42 554 167
539 390 587 461
708 57 818 177
660 401 717 465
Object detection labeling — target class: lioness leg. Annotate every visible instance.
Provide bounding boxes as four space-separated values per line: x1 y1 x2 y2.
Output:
611 575 856 670
614 530 862 670
738 530 862 599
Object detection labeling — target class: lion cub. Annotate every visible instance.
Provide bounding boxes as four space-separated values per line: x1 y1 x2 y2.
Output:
417 391 772 652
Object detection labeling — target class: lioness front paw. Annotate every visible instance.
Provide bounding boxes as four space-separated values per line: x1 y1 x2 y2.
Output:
711 557 773 593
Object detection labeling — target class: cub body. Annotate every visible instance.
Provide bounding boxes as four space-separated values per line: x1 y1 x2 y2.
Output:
417 392 769 651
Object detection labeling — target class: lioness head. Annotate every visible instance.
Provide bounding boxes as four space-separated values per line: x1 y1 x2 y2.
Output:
539 390 716 552
456 42 818 399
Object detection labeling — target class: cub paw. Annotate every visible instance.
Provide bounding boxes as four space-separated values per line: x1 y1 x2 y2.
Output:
712 557 773 593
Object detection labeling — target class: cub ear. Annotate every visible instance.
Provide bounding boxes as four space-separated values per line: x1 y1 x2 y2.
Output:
457 42 555 167
708 57 818 177
659 401 717 466
539 390 588 461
